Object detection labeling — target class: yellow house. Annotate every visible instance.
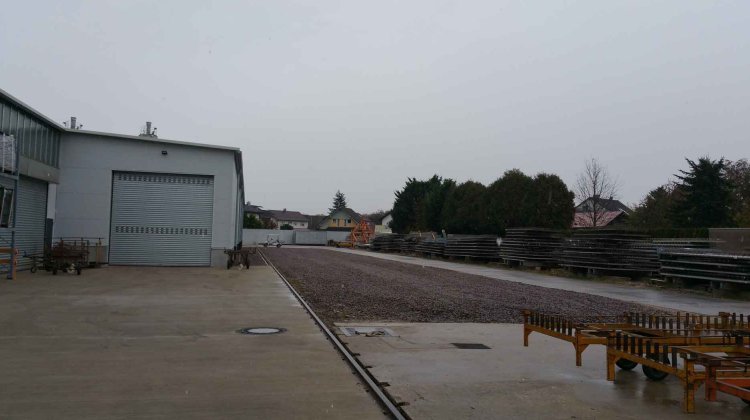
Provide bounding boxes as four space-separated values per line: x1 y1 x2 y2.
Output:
318 208 361 230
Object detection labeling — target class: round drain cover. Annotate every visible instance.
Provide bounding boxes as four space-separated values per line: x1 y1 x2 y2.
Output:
237 327 286 335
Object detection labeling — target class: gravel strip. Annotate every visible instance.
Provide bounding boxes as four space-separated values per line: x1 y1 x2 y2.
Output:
261 248 662 325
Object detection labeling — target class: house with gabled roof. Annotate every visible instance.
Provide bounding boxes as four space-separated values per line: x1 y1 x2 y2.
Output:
572 196 632 228
267 209 309 229
318 208 363 231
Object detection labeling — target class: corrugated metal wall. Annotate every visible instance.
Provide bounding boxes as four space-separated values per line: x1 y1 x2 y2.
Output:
0 176 48 270
109 172 214 266
0 97 60 168
242 229 351 245
294 231 328 245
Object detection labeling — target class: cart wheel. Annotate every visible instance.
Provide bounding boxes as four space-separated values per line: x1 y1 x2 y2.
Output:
642 355 670 381
263 243 268 247
30 265 37 274
276 243 282 248
616 359 638 371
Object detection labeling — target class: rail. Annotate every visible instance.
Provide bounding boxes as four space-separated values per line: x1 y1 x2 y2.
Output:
258 249 408 420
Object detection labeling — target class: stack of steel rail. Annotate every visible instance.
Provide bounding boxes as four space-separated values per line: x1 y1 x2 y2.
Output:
369 234 404 252
416 237 447 256
560 229 659 275
444 235 500 260
399 232 437 253
498 228 565 267
653 238 717 251
399 235 421 253
659 249 750 286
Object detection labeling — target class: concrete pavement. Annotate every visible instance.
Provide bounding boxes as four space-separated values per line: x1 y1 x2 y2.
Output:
323 247 750 314
0 266 386 419
337 322 750 419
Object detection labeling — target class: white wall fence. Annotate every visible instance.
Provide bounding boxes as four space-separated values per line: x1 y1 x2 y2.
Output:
242 229 350 246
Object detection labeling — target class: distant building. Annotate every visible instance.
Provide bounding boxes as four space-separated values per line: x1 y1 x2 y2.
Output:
573 196 631 228
267 209 309 229
318 208 362 231
306 214 327 231
375 212 392 233
243 203 270 223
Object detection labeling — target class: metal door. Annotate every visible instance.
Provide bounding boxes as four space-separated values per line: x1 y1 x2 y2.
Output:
109 172 214 266
0 176 48 270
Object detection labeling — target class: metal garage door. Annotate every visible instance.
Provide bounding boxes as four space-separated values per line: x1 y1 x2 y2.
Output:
0 176 48 270
109 172 214 266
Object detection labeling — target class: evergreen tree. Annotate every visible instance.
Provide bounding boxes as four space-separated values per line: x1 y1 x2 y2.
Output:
441 181 490 234
329 190 348 214
421 177 455 232
243 213 264 229
726 159 750 227
629 183 678 229
486 169 535 233
671 157 733 228
529 173 575 229
391 178 430 233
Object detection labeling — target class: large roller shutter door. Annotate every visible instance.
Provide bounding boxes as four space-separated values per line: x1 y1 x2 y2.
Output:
0 176 48 270
109 172 214 266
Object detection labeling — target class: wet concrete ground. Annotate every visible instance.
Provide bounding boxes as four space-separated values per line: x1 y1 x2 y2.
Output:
337 322 750 419
324 247 750 314
0 266 386 419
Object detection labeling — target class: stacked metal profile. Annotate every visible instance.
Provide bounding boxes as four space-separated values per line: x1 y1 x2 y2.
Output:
399 235 421 253
659 249 750 285
415 237 447 256
498 228 565 266
369 234 404 252
560 229 659 275
444 235 500 260
652 238 715 251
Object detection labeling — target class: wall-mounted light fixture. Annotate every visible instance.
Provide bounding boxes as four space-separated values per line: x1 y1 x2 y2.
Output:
161 150 168 156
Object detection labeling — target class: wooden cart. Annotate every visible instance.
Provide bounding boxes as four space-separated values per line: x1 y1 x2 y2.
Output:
224 247 258 269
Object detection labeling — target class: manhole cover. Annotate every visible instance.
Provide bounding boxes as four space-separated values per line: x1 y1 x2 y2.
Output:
237 327 286 335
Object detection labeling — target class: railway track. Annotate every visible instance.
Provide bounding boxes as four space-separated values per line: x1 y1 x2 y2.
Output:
258 249 408 420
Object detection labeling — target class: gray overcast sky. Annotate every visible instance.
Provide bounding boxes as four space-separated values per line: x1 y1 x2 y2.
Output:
2 1 748 214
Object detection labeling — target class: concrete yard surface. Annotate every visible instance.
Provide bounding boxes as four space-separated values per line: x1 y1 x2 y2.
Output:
337 322 750 419
0 267 386 420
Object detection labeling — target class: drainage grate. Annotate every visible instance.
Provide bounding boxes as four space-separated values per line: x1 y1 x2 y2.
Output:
452 343 491 349
237 327 286 335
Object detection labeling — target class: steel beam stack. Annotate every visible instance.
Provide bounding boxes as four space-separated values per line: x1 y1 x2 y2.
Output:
653 238 716 251
399 235 421 253
498 228 564 267
560 229 659 275
445 235 500 260
369 234 404 252
659 250 750 286
416 237 447 256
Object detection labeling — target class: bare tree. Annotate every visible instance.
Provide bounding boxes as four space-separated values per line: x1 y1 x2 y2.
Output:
575 158 620 227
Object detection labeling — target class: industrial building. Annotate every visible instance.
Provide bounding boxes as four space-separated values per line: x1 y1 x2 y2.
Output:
0 88 244 269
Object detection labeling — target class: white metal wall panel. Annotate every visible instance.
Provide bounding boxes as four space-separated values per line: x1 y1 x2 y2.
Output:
109 172 214 266
294 231 327 245
0 176 48 270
